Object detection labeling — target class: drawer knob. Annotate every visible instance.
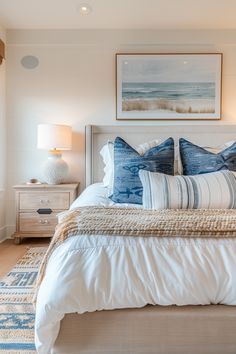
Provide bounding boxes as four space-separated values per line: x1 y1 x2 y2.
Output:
39 219 49 224
40 199 50 204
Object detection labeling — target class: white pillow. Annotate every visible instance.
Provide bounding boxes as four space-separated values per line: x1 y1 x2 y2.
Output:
134 139 161 155
139 169 236 210
100 141 114 187
100 139 160 189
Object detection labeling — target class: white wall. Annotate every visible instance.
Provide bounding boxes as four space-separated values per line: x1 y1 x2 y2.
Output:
0 26 6 241
5 29 236 236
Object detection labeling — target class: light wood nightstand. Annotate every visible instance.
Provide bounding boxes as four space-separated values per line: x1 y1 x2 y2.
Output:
13 183 79 244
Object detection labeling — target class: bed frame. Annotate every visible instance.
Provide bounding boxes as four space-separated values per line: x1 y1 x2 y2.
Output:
53 124 236 354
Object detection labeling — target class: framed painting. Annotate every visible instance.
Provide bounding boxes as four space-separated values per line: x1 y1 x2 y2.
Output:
116 53 222 120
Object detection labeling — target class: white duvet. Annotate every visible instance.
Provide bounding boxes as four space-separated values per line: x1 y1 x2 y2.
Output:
35 183 236 354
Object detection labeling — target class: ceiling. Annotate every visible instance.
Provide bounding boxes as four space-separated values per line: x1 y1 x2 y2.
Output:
0 0 236 30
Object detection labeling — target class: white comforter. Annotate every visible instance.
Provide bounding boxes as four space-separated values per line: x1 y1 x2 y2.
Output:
35 183 236 354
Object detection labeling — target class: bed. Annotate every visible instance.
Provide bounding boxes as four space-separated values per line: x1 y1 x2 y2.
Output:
35 124 236 354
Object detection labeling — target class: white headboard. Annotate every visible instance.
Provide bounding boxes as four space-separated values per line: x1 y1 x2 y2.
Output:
85 124 236 187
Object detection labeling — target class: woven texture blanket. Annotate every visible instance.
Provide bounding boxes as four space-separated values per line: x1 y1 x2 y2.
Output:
34 206 236 300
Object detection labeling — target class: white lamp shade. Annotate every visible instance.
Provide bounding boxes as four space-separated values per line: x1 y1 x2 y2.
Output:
37 124 72 150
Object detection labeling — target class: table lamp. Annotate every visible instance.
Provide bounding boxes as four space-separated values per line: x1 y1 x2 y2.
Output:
37 124 72 184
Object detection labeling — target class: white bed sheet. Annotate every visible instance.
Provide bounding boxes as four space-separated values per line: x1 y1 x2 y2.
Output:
69 182 142 209
35 183 236 354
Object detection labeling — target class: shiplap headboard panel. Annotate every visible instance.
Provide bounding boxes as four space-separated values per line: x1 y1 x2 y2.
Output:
85 124 236 187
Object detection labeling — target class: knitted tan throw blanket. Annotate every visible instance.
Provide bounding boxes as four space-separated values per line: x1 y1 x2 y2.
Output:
34 206 236 301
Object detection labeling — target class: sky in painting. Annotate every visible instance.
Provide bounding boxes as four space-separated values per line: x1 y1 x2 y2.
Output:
121 55 220 83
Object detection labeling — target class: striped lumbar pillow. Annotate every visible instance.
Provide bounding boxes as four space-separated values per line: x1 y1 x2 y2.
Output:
139 169 236 210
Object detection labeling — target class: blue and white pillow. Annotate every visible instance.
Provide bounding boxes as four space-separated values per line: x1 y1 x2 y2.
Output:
110 136 174 204
179 138 236 175
140 169 236 210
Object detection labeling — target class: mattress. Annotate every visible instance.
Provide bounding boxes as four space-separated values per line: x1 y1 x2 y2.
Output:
35 183 236 354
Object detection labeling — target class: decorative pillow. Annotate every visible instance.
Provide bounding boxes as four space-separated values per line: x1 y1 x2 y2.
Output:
140 169 236 210
100 139 160 188
177 140 236 175
179 138 236 175
110 137 174 204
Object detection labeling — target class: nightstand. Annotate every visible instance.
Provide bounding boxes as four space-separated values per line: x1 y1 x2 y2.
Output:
13 183 79 244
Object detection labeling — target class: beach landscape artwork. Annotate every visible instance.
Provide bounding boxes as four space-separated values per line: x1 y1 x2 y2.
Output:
116 54 222 120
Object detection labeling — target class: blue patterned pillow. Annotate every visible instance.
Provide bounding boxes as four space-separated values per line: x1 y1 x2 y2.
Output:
180 138 236 175
110 137 174 204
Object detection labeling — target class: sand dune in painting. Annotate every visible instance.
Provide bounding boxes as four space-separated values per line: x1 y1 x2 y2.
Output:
122 98 215 114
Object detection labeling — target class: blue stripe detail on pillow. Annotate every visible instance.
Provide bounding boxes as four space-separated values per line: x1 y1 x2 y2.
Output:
179 138 236 175
110 136 174 204
140 169 236 210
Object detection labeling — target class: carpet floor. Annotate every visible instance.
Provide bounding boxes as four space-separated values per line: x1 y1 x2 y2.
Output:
0 247 47 354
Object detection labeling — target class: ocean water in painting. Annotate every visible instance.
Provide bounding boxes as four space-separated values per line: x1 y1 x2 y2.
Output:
122 82 216 113
122 82 215 101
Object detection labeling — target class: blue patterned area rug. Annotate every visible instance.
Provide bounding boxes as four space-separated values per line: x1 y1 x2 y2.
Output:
0 247 47 354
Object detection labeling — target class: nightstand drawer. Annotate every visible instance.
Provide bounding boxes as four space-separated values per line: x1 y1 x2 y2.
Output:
19 192 70 210
13 183 79 244
19 213 58 232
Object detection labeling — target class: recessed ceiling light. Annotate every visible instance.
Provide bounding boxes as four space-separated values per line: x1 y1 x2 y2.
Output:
79 3 92 15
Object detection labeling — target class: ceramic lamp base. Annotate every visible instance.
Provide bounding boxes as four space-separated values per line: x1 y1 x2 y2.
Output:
41 151 68 184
